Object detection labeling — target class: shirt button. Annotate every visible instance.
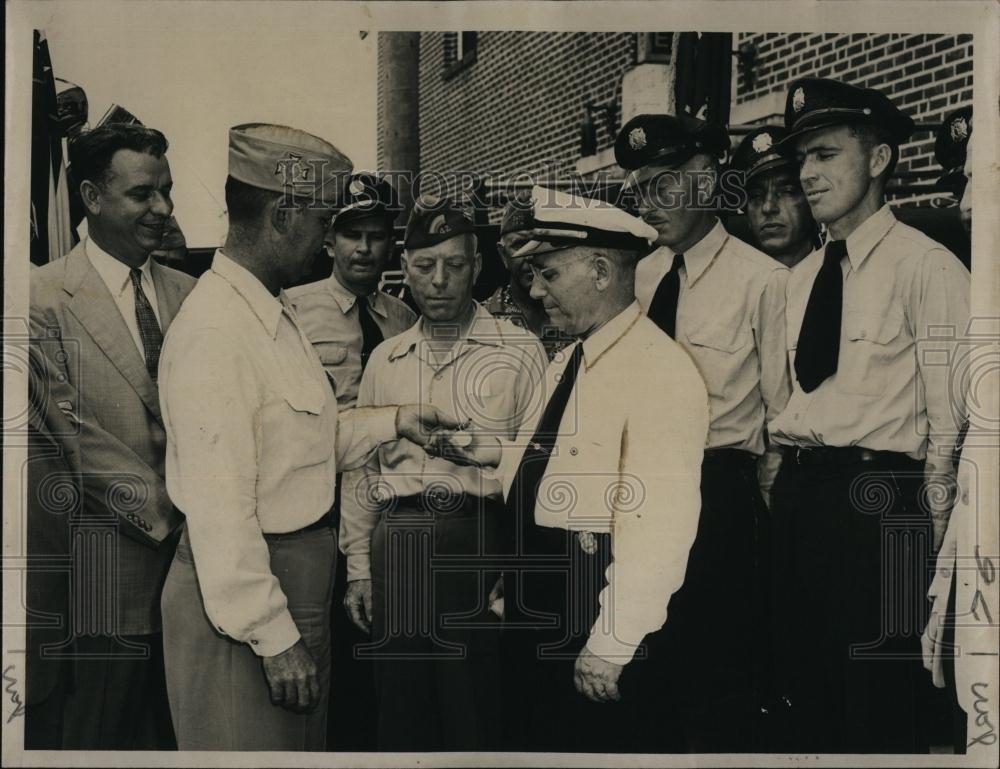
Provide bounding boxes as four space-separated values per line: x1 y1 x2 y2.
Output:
434 373 444 380
859 329 867 339
569 447 579 456
817 432 824 442
941 568 952 579
250 639 259 646
794 413 800 420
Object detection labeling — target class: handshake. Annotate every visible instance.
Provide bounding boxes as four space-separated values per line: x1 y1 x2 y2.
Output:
395 405 502 468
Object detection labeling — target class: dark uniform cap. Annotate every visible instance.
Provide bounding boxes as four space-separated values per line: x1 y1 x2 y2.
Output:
499 192 535 236
781 77 915 145
615 113 730 187
730 125 797 187
403 194 476 250
933 106 972 191
333 172 399 229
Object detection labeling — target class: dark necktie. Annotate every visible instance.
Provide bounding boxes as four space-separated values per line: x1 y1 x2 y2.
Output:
506 342 584 532
647 253 685 338
356 295 384 371
794 239 847 393
130 268 164 383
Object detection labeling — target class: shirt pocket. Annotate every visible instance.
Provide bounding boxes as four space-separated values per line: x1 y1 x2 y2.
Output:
685 321 750 355
313 341 349 367
837 307 906 396
258 380 332 473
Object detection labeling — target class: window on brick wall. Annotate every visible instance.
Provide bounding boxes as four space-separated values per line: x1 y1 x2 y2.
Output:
443 32 478 78
637 32 673 64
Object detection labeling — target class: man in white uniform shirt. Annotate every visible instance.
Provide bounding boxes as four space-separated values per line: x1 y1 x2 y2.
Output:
432 187 709 752
768 78 970 753
158 124 462 751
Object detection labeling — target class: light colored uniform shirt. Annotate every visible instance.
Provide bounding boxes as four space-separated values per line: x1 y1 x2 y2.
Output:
769 205 970 467
496 303 710 665
87 237 162 351
342 302 548 581
160 251 398 657
286 271 417 410
635 220 791 455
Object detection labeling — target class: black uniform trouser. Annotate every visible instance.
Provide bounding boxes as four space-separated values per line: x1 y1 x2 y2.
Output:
367 497 503 752
662 448 771 752
770 450 933 753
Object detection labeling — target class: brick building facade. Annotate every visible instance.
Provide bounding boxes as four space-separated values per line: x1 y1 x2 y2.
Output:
378 31 973 212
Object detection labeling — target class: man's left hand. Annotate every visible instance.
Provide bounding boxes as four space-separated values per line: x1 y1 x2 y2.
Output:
573 647 624 703
396 405 467 448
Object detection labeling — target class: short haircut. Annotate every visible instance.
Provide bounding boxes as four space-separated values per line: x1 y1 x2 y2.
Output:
848 123 899 181
69 124 168 189
224 176 283 228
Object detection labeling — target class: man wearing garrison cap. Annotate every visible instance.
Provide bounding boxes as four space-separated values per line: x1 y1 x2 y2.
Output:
767 78 970 753
615 113 792 751
158 125 463 750
429 187 708 752
485 193 572 360
342 193 546 750
933 105 973 236
730 125 819 268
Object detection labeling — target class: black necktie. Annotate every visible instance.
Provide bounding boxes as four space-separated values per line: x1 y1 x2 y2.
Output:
356 295 384 371
647 253 685 338
130 268 164 383
794 239 847 393
506 342 584 533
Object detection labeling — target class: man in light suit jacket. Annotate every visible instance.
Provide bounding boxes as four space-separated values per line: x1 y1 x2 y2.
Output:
29 123 195 749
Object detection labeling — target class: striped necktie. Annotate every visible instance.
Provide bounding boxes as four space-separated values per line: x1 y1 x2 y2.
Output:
130 268 164 383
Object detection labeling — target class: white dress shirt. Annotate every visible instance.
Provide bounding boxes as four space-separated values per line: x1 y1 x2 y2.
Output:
634 220 791 456
86 237 162 353
769 205 970 467
497 303 710 665
160 251 398 657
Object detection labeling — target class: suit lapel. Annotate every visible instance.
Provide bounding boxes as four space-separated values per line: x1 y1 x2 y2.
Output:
63 245 163 424
151 260 185 329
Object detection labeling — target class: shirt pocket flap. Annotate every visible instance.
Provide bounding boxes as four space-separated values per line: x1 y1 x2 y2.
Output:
313 341 349 366
844 308 904 345
282 381 326 415
686 322 749 353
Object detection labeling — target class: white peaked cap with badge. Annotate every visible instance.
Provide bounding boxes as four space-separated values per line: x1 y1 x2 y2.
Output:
510 185 659 259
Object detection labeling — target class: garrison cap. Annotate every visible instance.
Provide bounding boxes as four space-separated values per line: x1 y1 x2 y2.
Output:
509 186 658 259
403 194 476 250
615 113 730 188
730 125 797 187
500 191 535 236
781 77 915 145
228 123 352 205
934 106 972 192
333 172 399 229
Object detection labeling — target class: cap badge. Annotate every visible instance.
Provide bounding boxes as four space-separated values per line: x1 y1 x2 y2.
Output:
950 116 969 141
275 152 313 184
752 133 773 153
792 87 806 113
348 178 365 196
428 214 451 236
629 127 647 150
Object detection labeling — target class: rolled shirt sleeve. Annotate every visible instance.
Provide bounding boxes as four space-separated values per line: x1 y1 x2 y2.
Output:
161 328 300 657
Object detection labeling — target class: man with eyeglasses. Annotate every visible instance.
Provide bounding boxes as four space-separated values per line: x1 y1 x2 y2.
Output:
613 112 792 750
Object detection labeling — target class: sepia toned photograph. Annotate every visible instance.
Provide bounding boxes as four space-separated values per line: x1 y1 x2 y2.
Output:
3 1 998 767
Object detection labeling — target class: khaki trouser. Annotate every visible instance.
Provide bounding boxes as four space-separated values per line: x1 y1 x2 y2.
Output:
161 525 336 751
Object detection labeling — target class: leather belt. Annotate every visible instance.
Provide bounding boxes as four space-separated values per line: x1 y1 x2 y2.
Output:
393 492 502 519
703 447 757 466
784 446 912 467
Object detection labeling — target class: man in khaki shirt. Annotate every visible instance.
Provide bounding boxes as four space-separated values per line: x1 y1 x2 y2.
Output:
768 78 970 753
343 195 547 751
159 125 461 751
286 173 414 749
614 112 792 750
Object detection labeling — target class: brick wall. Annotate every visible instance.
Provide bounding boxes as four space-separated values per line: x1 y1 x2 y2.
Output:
381 32 636 218
736 32 973 201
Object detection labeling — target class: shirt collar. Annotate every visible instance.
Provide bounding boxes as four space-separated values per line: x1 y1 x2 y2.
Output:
85 237 153 297
326 270 389 318
580 302 642 370
678 218 728 286
843 204 896 271
388 301 503 361
211 250 285 339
